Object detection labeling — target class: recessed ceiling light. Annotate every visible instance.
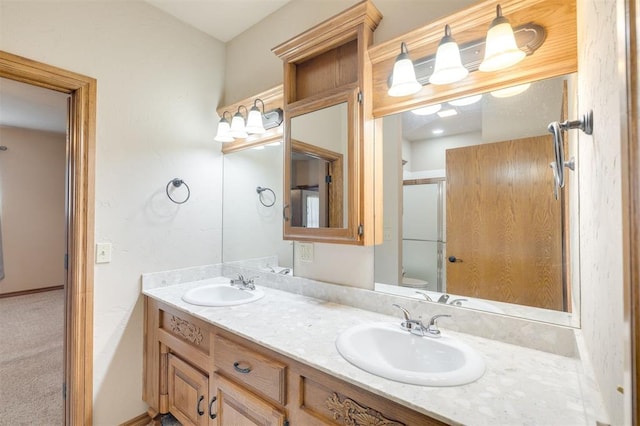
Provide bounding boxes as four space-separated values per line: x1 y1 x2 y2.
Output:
432 129 444 135
449 94 483 106
411 104 442 116
437 109 458 118
491 83 531 98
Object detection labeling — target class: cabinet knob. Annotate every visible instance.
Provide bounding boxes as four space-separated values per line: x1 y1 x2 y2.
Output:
448 256 463 263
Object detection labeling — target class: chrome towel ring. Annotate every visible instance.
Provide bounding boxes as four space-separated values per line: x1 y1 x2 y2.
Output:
166 178 191 204
256 186 276 207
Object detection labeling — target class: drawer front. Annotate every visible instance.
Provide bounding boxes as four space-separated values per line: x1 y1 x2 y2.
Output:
214 335 287 405
160 308 210 355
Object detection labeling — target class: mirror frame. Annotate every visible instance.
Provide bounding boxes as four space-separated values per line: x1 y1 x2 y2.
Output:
284 88 360 243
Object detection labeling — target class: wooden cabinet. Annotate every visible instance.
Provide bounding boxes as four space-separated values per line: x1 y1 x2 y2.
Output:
211 374 286 426
143 297 445 425
272 0 383 246
213 335 287 406
167 354 211 426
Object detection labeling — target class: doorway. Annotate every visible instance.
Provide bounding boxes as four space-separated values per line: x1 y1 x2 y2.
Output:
0 51 96 424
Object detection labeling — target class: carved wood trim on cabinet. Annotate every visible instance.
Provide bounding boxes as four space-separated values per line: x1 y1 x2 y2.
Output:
326 393 405 426
368 0 577 117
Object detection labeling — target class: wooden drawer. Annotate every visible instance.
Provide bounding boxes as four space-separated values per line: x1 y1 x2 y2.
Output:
214 335 287 405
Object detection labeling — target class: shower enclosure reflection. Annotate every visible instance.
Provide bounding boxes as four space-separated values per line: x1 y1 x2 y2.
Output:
375 74 579 324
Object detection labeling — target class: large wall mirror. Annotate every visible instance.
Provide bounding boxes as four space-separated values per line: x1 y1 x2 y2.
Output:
374 73 580 327
222 140 293 273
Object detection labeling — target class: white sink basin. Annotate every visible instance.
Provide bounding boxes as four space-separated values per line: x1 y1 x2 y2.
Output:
182 278 264 307
335 322 485 386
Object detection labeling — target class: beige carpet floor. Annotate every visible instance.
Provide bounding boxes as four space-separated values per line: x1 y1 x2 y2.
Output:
0 289 64 425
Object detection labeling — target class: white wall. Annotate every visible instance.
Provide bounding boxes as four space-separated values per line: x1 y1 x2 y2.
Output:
0 126 66 294
577 0 629 423
0 2 226 424
223 144 293 267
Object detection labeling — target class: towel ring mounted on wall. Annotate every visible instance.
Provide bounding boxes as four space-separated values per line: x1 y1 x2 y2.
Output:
256 186 276 207
166 178 191 204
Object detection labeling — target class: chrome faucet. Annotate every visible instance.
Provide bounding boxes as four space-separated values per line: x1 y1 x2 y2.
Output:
437 294 450 304
392 304 451 338
230 274 257 290
415 291 433 302
425 314 452 336
393 303 451 337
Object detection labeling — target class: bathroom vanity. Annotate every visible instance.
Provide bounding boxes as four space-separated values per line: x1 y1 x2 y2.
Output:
142 271 597 426
143 293 445 425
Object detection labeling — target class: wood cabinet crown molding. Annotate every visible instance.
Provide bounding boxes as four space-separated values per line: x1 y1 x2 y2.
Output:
271 0 382 63
368 0 577 117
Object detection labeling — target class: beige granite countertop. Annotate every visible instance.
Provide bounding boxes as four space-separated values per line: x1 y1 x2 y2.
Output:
142 275 595 426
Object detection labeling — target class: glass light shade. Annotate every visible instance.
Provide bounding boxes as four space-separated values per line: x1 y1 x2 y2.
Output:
388 43 422 97
490 83 531 98
449 94 483 106
411 104 442 116
214 119 234 143
245 107 266 134
429 25 468 85
437 109 458 118
479 6 526 72
229 112 248 138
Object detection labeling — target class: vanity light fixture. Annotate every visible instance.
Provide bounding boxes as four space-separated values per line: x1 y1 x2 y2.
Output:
245 99 267 134
230 105 249 138
479 5 526 72
449 94 483 106
388 42 422 97
411 103 442 116
437 109 458 118
490 82 531 98
214 111 234 143
429 25 469 85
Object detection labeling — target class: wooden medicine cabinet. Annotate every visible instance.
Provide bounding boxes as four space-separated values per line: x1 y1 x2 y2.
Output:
272 0 383 245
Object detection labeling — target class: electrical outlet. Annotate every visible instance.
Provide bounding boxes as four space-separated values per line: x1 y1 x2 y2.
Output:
96 243 112 264
298 242 314 262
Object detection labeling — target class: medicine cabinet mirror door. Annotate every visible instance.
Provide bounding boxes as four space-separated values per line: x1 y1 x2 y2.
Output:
283 89 360 244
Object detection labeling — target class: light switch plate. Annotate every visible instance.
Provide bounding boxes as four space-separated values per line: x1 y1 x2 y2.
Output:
298 242 314 262
96 243 112 264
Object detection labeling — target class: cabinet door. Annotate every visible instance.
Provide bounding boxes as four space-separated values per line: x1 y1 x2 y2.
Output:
211 374 286 426
168 354 210 426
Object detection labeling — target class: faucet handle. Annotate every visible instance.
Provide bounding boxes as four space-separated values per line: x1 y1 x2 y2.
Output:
426 314 451 336
392 304 411 322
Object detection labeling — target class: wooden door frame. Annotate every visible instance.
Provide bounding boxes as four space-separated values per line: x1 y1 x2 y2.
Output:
0 51 96 425
622 0 639 422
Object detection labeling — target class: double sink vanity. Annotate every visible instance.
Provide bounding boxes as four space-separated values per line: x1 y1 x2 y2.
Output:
142 264 597 425
141 0 606 424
